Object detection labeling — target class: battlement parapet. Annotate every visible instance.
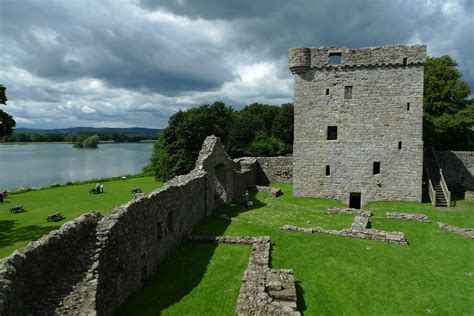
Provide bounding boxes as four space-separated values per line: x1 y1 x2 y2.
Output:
289 44 426 74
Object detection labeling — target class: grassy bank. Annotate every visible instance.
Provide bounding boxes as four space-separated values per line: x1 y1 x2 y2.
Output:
119 184 474 315
0 176 163 258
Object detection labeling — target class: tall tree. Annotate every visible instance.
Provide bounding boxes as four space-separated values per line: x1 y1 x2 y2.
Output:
272 103 294 146
423 56 474 150
0 84 16 137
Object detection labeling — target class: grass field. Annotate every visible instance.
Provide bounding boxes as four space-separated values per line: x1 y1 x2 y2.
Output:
0 176 163 258
119 184 474 315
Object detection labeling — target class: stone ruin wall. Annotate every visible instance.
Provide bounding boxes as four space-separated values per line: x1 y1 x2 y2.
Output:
290 45 426 206
256 156 293 184
434 151 474 190
0 136 259 315
0 213 101 315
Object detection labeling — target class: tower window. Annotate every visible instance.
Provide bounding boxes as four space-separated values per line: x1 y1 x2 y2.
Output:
403 58 408 67
398 141 402 150
344 86 353 99
327 126 338 140
326 88 330 95
326 165 330 176
407 102 410 111
329 53 342 65
373 162 381 175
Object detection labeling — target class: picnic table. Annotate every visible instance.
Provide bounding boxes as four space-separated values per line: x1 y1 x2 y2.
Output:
131 188 142 194
47 212 64 222
10 205 25 213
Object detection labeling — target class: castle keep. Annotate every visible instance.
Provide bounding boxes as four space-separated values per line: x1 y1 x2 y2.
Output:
289 45 426 207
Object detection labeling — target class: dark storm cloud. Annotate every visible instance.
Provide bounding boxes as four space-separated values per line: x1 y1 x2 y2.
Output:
1 0 232 96
0 0 472 129
141 0 474 88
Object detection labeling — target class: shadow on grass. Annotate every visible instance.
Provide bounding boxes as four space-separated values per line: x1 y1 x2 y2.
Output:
0 220 60 252
295 281 307 314
117 192 267 315
117 242 219 315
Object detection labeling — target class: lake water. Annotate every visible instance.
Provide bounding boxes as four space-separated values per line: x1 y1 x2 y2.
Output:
0 143 154 190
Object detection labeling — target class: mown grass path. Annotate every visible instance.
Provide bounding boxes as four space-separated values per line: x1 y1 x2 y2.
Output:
120 184 474 315
0 177 162 258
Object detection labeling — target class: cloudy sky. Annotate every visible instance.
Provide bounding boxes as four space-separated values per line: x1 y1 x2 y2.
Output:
0 0 472 129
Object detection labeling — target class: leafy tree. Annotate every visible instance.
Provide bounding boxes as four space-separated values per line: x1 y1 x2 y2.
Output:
81 135 100 148
152 102 234 180
245 132 291 156
0 84 16 137
272 103 294 145
228 103 280 156
151 101 294 180
423 56 474 150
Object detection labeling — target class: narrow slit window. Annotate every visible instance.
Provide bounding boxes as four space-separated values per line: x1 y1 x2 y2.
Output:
326 165 330 176
327 126 338 140
398 141 402 150
167 212 173 233
326 88 330 95
403 58 408 67
407 102 410 111
373 162 381 175
329 53 342 65
344 86 353 99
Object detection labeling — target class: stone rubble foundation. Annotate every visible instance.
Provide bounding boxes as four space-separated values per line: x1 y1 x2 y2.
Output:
255 185 283 197
438 222 474 239
386 212 430 222
282 208 408 245
188 235 300 315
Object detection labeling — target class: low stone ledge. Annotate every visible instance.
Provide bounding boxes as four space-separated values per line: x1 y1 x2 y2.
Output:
438 222 474 239
281 225 408 245
255 185 283 197
351 214 370 230
386 212 430 222
327 207 372 216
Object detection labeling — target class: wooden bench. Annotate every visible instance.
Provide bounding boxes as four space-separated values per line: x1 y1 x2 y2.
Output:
10 206 25 213
47 212 64 222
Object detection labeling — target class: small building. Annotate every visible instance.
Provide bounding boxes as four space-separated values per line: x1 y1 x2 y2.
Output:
289 45 426 208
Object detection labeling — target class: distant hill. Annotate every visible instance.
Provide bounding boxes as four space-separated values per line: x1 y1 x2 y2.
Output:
15 127 162 135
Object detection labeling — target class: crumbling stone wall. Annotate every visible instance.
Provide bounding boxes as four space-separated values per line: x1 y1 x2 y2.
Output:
0 136 259 315
95 136 257 314
0 212 101 315
290 45 426 206
435 151 474 190
256 156 293 184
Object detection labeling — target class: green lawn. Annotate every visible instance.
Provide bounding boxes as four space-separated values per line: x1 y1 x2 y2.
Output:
0 176 163 258
119 184 474 315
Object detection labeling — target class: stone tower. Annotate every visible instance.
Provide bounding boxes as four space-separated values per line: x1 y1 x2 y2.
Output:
289 45 426 207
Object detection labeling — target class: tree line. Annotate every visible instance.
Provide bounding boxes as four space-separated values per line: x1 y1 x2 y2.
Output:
1 131 156 143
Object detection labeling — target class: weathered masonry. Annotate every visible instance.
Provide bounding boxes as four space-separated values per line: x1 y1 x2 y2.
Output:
289 45 426 207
